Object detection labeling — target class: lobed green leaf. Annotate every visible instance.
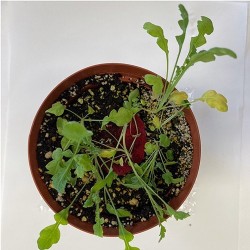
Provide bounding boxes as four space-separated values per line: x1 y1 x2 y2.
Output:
37 208 69 250
46 102 65 116
62 121 93 143
159 134 171 148
200 90 228 112
103 107 134 127
52 159 73 193
159 224 167 242
176 4 189 48
144 142 159 155
169 90 188 105
189 16 214 54
143 22 168 54
144 74 164 97
74 154 93 178
37 223 60 250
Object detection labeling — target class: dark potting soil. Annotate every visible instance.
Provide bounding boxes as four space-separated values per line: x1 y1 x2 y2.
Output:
36 73 193 228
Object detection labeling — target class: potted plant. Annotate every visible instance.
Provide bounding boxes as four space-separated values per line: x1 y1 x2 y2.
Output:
28 4 236 250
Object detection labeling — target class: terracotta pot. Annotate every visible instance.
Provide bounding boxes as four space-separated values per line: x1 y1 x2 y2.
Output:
28 63 201 236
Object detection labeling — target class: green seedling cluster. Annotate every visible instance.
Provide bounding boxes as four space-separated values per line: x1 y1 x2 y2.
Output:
37 4 236 250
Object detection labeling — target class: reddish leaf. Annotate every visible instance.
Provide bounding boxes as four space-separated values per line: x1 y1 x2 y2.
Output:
104 115 146 176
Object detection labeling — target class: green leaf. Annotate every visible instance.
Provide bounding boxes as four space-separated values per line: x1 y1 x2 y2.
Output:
93 219 104 237
52 148 63 160
188 47 237 68
189 16 214 53
188 50 216 66
56 117 67 135
106 204 132 218
74 154 93 178
54 208 69 225
123 174 143 189
105 170 118 187
60 136 70 150
103 107 134 127
208 47 237 58
134 163 143 176
128 89 140 103
46 102 65 116
37 223 60 250
99 149 117 158
37 208 69 250
143 22 168 54
162 170 184 186
119 227 134 245
165 204 190 220
93 192 104 237
45 159 61 176
119 226 140 250
162 171 173 185
62 121 93 143
166 149 174 161
169 90 188 105
159 134 171 148
172 210 190 220
52 159 73 193
200 90 228 112
62 149 73 158
91 179 107 193
176 4 189 48
159 224 166 242
144 142 159 155
144 74 164 97
117 208 132 218
152 115 161 129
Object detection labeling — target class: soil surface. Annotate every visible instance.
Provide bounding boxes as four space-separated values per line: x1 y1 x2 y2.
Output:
36 73 193 228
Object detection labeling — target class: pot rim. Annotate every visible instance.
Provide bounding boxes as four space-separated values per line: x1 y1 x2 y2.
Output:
28 63 201 236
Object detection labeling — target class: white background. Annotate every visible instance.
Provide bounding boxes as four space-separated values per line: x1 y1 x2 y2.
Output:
1 1 250 250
